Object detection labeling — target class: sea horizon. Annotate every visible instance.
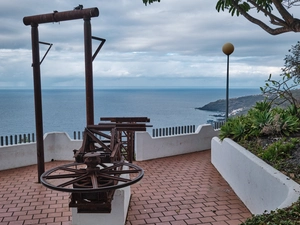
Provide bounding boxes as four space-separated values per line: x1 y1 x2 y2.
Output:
0 87 261 137
0 86 262 90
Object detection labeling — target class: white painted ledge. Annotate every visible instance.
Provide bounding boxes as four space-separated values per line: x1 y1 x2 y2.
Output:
211 137 300 215
135 124 219 161
0 132 82 170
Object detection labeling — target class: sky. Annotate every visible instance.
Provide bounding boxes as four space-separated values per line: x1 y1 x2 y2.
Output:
0 0 299 89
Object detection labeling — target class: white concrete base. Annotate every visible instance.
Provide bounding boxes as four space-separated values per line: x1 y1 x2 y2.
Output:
71 167 131 225
72 185 131 225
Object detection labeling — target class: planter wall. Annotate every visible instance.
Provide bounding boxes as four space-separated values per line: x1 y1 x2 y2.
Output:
211 137 300 215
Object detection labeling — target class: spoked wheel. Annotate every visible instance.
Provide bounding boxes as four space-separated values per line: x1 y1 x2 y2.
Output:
40 152 144 193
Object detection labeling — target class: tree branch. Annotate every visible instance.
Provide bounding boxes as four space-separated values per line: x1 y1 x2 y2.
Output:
231 0 290 34
247 0 286 25
272 0 294 23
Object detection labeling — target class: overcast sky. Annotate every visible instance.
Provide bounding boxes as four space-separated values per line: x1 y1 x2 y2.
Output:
0 0 299 89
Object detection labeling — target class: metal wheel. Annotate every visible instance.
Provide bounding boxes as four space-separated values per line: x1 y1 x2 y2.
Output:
40 152 143 193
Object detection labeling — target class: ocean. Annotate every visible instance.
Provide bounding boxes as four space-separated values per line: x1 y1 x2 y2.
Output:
0 88 261 137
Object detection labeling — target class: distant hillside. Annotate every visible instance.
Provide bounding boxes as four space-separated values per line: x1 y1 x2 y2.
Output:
196 94 265 115
196 89 300 116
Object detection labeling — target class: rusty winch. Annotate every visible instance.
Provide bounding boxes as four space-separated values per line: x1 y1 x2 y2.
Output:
23 7 151 213
40 117 151 213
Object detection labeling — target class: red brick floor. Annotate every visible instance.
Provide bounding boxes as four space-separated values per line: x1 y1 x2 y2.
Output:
0 150 251 225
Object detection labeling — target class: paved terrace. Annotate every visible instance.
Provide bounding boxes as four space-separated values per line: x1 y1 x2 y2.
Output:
0 150 251 225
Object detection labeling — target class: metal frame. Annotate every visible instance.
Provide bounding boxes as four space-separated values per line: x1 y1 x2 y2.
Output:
23 8 100 182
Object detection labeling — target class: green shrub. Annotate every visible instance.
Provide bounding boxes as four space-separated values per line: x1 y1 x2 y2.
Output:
219 101 300 141
258 138 299 163
241 198 300 225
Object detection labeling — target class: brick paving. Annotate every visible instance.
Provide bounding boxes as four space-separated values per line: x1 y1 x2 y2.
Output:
0 150 251 225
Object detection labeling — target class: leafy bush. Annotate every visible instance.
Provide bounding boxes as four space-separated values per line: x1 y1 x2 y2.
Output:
241 198 300 225
258 138 299 164
219 101 300 141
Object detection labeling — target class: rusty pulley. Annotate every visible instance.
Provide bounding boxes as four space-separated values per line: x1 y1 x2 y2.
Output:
40 152 144 193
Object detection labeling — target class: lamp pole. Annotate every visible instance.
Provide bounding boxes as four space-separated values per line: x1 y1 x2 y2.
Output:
222 43 234 121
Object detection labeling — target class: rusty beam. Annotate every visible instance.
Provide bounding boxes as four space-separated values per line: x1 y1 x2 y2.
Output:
23 8 99 26
84 17 94 126
31 23 45 183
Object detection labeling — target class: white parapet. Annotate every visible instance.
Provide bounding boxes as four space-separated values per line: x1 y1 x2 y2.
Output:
0 132 82 170
43 132 82 161
211 137 300 215
135 124 219 161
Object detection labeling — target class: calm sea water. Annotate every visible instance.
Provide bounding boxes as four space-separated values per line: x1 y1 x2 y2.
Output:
0 88 261 137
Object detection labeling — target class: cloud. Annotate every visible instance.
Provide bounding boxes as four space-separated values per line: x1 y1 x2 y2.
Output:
0 0 299 89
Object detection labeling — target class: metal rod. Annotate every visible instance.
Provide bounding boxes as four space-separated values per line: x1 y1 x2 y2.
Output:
84 17 94 126
226 55 229 121
39 41 53 65
23 8 99 25
92 36 106 61
31 23 45 183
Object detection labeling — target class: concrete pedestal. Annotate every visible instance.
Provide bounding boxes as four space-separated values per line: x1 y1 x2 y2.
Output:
72 184 131 225
71 167 131 225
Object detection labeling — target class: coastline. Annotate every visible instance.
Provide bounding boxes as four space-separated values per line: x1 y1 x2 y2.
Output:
196 94 265 115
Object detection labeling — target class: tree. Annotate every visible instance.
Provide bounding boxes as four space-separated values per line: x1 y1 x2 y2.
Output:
143 0 160 5
142 0 300 35
261 41 300 109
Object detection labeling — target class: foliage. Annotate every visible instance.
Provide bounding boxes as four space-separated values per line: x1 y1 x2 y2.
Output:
142 0 160 5
258 138 298 163
241 197 300 225
215 0 300 35
215 0 272 17
261 41 300 109
219 101 300 141
142 0 300 34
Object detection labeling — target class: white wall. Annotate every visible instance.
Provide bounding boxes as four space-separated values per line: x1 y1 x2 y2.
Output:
135 124 219 161
0 132 82 171
0 125 219 169
211 137 300 215
44 132 82 161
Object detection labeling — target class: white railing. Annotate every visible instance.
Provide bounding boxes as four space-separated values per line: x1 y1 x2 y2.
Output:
0 124 218 171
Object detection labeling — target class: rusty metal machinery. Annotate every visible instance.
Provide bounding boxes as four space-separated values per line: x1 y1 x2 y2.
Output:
24 7 152 213
40 117 151 213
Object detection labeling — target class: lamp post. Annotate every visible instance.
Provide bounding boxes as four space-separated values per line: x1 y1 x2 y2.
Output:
222 43 234 121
